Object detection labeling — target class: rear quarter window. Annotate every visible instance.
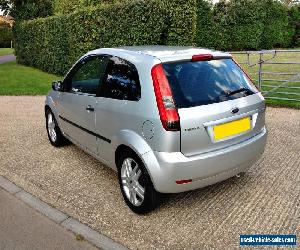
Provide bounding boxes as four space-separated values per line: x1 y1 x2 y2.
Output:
163 59 258 108
100 56 141 101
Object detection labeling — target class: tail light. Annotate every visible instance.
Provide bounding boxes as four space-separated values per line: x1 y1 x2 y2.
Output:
151 64 180 131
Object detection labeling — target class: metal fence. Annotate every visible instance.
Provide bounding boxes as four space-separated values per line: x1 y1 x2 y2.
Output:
231 50 300 102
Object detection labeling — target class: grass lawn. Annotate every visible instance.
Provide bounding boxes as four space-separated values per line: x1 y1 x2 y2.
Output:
0 48 14 56
0 61 61 95
233 49 300 109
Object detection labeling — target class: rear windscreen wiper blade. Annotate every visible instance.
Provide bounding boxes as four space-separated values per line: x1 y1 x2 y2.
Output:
225 88 252 97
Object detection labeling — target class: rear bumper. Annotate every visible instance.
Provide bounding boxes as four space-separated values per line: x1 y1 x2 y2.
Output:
142 127 267 193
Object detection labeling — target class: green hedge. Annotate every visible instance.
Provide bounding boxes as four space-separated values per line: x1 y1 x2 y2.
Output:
260 0 294 49
196 0 295 51
159 0 196 46
53 0 117 15
14 0 196 75
14 0 300 75
0 22 12 48
289 6 300 47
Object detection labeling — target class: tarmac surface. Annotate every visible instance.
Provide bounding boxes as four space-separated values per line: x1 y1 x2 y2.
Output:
0 54 16 64
0 96 299 249
0 188 98 250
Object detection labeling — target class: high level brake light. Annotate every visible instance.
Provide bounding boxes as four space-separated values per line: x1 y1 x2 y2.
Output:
192 54 213 62
151 64 180 131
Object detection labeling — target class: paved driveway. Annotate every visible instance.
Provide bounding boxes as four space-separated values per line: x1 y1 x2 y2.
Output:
0 96 299 249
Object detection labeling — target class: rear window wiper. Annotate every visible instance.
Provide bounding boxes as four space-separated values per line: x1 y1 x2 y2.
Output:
225 88 253 97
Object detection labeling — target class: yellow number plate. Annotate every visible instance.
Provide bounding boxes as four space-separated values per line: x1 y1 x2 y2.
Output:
213 117 251 141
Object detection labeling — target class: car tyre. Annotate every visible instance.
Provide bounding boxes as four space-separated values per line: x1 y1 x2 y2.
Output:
117 150 161 214
46 109 69 147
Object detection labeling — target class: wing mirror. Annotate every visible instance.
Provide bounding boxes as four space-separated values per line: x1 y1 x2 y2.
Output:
52 80 63 91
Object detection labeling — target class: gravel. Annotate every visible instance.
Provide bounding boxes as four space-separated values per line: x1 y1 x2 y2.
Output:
0 96 299 249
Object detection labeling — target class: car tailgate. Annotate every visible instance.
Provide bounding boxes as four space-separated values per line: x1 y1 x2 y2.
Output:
178 93 265 157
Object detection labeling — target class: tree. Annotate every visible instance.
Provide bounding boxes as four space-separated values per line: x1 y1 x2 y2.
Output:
279 0 300 7
0 20 12 47
0 0 53 20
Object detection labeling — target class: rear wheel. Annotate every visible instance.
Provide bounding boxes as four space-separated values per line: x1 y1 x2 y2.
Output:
46 109 68 147
117 150 161 214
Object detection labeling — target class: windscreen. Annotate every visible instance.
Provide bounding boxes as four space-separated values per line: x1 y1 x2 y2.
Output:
163 59 258 108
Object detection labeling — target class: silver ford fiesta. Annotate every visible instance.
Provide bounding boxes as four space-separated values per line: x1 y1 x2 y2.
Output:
45 46 267 214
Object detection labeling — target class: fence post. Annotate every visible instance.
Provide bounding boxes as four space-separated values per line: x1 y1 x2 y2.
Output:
258 52 263 90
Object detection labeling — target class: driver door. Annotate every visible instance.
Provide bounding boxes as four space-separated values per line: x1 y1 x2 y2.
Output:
58 55 109 155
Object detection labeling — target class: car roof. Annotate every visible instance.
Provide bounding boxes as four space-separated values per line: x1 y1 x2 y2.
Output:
87 46 231 64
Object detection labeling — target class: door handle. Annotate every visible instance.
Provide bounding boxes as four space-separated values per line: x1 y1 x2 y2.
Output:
86 105 94 112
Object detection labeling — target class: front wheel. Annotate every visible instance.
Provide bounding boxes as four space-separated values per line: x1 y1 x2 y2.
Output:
46 109 68 147
117 150 161 214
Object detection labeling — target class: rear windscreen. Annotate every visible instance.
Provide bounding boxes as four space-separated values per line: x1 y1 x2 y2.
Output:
163 59 258 108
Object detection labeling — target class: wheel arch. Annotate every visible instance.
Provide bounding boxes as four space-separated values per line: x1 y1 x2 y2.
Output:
45 105 51 117
112 130 161 192
45 95 60 126
112 130 152 167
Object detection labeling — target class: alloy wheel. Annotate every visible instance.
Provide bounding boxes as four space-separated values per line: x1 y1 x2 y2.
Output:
47 112 57 142
120 158 145 206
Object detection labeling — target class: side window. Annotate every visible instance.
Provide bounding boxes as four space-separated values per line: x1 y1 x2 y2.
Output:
69 56 108 95
100 56 141 101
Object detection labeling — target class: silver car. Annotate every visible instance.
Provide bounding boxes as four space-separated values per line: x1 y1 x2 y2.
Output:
45 46 267 214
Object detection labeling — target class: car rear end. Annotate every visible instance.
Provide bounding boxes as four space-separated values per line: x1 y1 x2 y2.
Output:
142 48 267 193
